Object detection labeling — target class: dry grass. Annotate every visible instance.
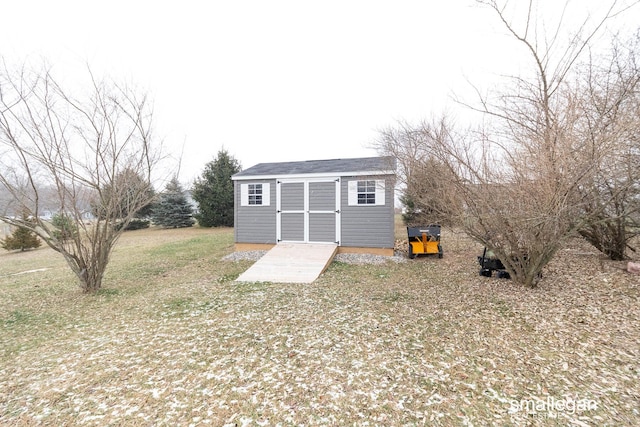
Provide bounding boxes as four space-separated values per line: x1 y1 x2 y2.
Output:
0 225 638 426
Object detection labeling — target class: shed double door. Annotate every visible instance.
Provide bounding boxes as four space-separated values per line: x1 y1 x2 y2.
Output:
276 179 340 244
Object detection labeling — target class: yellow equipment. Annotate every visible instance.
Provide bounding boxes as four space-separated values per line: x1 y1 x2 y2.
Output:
407 225 443 259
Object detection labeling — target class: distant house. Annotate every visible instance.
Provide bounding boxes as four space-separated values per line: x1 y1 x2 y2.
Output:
79 210 96 222
38 210 54 221
39 210 95 222
231 156 396 255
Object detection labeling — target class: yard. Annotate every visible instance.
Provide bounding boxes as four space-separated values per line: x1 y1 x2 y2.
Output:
0 225 638 426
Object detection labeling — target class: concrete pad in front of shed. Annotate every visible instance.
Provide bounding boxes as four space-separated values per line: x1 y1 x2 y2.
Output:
235 243 338 284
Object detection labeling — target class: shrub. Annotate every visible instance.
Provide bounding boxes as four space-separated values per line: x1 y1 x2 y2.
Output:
1 220 41 252
51 213 78 241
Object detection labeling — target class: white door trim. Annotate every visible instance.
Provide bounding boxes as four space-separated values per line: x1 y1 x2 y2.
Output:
276 177 341 244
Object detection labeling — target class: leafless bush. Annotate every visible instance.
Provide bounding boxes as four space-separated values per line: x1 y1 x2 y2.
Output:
574 32 640 260
377 1 639 287
0 60 162 292
374 118 463 226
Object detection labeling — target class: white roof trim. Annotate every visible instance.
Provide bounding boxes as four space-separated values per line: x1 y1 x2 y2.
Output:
232 170 395 181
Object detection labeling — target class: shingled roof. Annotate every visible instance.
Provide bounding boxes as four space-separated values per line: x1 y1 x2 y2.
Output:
232 156 395 179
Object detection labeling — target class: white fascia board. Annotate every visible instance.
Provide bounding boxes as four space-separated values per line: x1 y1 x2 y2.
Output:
232 170 395 181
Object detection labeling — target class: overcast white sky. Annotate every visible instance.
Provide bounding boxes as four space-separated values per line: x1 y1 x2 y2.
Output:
2 0 638 183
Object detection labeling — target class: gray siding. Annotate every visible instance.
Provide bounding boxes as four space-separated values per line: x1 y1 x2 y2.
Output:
279 182 305 242
234 180 277 244
281 182 304 210
340 175 395 248
281 213 304 241
309 181 335 210
308 181 336 243
309 213 336 242
234 174 395 248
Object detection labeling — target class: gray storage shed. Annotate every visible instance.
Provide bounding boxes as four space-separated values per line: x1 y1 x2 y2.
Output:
232 156 396 255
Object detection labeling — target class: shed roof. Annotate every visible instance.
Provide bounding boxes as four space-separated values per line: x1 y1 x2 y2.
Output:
232 156 395 180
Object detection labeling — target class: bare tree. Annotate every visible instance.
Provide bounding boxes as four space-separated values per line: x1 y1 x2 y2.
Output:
446 0 639 286
374 1 637 287
373 117 463 226
431 119 588 288
435 0 640 286
574 32 640 260
0 60 161 293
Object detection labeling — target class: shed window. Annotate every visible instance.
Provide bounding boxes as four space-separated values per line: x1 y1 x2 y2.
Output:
248 184 263 205
241 183 270 206
348 179 385 206
357 180 376 204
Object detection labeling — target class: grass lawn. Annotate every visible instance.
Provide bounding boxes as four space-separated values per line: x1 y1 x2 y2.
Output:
0 225 638 426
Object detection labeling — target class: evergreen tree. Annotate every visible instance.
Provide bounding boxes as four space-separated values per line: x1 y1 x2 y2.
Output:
1 214 41 251
93 168 155 222
151 177 195 228
192 149 241 227
51 213 78 241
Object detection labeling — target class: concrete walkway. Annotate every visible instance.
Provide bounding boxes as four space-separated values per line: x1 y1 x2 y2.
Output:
235 243 338 284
